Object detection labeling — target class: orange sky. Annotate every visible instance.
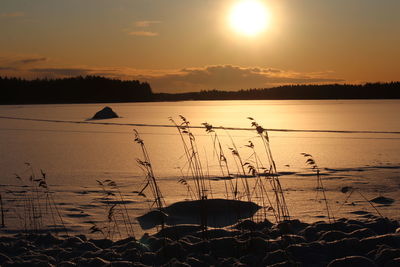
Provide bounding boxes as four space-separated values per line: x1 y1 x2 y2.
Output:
1 0 399 92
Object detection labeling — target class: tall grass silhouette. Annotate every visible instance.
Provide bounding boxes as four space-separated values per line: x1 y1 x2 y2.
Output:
301 153 334 223
133 129 166 229
249 118 290 222
202 122 233 199
6 164 67 235
91 179 135 239
170 116 209 201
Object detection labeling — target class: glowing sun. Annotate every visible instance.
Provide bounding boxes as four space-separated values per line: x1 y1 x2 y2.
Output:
229 0 270 36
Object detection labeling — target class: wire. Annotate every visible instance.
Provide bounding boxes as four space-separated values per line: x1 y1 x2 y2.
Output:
1 115 400 135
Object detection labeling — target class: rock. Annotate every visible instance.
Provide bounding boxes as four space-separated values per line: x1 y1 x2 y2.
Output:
88 239 113 249
244 237 269 255
370 196 395 205
58 261 77 267
209 237 242 258
319 231 348 242
327 255 376 267
300 225 319 241
218 257 241 267
33 233 62 247
263 249 287 266
0 252 11 264
120 248 140 261
76 241 101 253
185 256 203 267
61 236 85 248
385 257 400 267
341 186 353 193
106 261 136 267
347 228 376 239
360 233 400 253
90 106 119 120
76 256 110 266
137 199 261 230
269 261 298 267
154 225 201 239
374 248 400 266
140 252 160 266
163 258 190 267
157 241 185 262
287 241 329 264
276 219 307 235
327 238 360 258
364 218 398 234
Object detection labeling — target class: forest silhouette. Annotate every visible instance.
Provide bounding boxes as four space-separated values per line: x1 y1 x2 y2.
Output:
1 76 399 104
1 76 152 104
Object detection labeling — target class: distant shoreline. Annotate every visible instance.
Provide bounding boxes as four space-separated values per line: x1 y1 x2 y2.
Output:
2 98 400 107
1 76 399 105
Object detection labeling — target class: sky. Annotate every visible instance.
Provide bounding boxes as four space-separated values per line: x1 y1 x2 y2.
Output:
1 0 399 93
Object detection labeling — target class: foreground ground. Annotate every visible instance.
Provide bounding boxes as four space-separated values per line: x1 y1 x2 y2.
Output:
0 216 399 267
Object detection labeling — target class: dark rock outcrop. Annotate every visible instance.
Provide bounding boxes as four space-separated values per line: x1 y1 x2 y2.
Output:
90 106 119 120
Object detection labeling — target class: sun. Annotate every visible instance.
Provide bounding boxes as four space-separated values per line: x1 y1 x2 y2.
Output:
229 0 270 36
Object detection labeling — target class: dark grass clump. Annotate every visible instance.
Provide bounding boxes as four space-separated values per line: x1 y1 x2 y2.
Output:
90 179 135 239
133 129 166 231
249 118 290 222
301 153 334 223
2 163 67 236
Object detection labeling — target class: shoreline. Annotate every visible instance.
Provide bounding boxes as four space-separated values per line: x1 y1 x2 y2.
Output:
0 216 399 266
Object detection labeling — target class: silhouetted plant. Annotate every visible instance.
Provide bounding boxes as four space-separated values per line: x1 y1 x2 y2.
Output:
133 130 166 230
225 131 252 202
244 141 277 222
95 179 135 239
5 164 67 235
170 116 209 201
249 118 290 222
301 153 334 223
202 122 233 199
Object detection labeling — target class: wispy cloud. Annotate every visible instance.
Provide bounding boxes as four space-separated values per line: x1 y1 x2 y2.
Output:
134 20 161 27
17 57 47 64
126 20 161 37
128 31 159 37
0 12 25 18
0 55 47 67
30 68 91 77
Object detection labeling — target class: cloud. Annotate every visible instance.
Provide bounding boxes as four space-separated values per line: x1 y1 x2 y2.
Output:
133 65 344 92
0 55 47 66
126 20 161 36
0 12 25 18
0 58 344 92
135 20 161 27
30 68 91 77
128 31 159 37
18 57 47 64
0 67 16 71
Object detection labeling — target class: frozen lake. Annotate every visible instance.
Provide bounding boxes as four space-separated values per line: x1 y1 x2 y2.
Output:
0 100 399 236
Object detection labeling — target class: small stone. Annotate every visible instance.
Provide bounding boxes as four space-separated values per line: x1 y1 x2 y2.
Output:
327 255 376 267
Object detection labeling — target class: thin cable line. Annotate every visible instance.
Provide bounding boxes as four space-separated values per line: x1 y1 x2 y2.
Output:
1 116 400 135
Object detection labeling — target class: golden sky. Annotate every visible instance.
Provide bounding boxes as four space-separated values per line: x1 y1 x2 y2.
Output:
1 0 399 92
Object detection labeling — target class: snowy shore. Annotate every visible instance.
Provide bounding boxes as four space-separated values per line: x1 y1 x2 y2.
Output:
0 216 399 267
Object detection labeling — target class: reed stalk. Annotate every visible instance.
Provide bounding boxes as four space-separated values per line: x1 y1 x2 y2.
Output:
301 153 334 223
249 118 290 222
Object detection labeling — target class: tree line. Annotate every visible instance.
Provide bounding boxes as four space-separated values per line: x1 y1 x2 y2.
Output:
155 82 400 101
0 76 153 104
1 76 399 104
